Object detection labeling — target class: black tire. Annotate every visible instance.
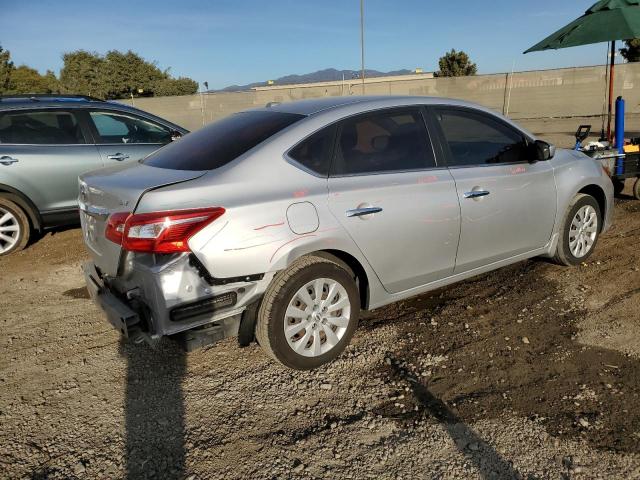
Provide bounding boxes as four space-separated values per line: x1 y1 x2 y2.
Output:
255 255 360 370
0 197 30 256
613 178 625 196
553 193 602 266
237 300 260 347
633 178 640 201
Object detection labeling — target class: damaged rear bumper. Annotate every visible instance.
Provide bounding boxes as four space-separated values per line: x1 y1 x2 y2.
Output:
84 263 141 338
83 254 273 345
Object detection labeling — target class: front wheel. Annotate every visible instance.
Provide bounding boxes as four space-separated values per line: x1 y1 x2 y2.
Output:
553 193 601 266
255 255 360 370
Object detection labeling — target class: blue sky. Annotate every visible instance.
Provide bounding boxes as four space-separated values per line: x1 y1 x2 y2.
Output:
0 0 614 89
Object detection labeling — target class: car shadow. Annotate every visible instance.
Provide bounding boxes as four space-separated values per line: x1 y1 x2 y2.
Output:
119 338 187 480
389 357 522 480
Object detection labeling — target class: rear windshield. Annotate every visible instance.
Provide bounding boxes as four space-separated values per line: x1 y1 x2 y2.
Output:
143 110 304 171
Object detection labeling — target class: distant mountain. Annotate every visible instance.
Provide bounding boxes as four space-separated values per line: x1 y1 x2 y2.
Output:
218 68 415 92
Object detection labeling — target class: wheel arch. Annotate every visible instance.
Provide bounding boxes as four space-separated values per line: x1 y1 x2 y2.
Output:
577 184 606 230
0 183 42 231
312 249 370 310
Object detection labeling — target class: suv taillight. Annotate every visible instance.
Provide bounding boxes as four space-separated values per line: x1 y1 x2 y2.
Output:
105 208 225 254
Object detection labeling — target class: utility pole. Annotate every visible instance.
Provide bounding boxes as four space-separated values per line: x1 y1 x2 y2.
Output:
360 0 365 94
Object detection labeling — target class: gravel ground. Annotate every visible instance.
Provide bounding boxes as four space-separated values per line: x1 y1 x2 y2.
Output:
1 163 639 479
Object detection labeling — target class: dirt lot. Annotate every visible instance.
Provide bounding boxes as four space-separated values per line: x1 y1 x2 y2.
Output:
1 174 640 478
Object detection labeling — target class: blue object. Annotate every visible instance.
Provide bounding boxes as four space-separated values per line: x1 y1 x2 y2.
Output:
615 96 625 175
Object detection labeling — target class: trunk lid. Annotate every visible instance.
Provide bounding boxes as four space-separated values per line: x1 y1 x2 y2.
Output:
79 162 206 277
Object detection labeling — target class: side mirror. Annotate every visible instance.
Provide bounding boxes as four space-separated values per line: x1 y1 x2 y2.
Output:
533 140 555 161
170 130 183 142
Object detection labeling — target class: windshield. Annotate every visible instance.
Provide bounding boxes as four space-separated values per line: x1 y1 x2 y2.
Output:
143 110 305 171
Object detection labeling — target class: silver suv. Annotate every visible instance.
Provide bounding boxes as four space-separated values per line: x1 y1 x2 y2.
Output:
80 96 613 370
0 94 187 255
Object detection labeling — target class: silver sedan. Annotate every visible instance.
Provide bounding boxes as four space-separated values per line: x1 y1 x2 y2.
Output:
79 96 613 369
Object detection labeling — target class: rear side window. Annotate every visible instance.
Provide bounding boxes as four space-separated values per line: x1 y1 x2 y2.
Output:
144 111 304 171
0 110 85 144
434 108 528 166
332 108 436 176
288 125 336 176
89 111 172 144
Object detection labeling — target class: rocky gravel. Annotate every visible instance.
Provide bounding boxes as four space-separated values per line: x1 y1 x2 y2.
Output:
1 189 639 479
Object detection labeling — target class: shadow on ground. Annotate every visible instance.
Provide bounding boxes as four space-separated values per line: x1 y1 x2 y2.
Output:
119 339 187 480
370 259 640 454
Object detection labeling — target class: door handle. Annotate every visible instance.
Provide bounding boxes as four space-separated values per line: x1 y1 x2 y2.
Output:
0 156 19 166
107 153 130 161
346 207 383 217
463 190 490 199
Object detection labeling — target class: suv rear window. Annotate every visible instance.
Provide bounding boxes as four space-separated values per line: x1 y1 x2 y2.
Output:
143 111 304 171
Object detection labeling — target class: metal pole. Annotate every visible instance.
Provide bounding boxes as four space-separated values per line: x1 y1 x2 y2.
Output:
199 84 205 126
360 0 365 94
607 40 616 143
505 60 515 117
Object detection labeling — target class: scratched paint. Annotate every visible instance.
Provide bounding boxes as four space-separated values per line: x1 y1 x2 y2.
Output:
253 221 285 231
269 235 317 262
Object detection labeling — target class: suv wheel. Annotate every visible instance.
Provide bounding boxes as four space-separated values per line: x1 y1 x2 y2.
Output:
553 193 601 266
256 255 360 370
0 197 30 256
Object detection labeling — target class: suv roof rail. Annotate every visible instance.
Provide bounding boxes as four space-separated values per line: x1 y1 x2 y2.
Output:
0 94 105 102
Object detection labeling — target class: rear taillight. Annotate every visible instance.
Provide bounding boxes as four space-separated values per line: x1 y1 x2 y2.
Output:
105 212 130 245
105 208 225 254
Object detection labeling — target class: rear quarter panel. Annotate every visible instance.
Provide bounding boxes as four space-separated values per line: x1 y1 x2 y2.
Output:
134 139 381 290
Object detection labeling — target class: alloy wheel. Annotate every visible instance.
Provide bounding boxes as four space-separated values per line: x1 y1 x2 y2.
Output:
0 207 20 254
569 204 598 259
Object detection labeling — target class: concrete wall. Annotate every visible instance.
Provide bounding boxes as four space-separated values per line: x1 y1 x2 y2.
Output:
120 64 640 132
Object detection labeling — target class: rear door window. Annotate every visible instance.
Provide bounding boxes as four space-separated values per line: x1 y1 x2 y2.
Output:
144 110 304 171
331 108 436 176
0 110 86 144
88 111 172 144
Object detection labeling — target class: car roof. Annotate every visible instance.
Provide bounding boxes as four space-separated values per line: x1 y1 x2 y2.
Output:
0 95 188 132
1 95 137 112
267 95 488 116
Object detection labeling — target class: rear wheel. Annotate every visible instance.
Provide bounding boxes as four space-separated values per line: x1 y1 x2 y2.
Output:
553 193 601 266
255 255 360 370
0 197 30 256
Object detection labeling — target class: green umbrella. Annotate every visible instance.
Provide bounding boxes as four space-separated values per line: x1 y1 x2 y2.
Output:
524 0 640 141
525 0 640 52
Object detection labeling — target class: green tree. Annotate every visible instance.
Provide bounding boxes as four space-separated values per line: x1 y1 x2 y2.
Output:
59 50 105 98
620 39 640 62
152 77 198 96
435 49 477 77
101 50 165 98
7 65 59 94
59 49 198 99
0 45 14 94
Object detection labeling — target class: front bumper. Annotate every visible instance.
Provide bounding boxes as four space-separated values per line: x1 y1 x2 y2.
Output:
83 254 273 340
